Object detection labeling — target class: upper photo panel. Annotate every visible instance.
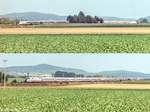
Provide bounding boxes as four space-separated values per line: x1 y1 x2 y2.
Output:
0 0 150 53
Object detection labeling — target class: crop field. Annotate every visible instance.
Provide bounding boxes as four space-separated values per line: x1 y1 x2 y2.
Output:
65 84 150 89
1 28 150 34
0 88 150 112
1 34 150 53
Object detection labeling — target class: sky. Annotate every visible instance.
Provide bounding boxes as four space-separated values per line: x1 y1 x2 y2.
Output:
0 54 150 73
0 0 150 18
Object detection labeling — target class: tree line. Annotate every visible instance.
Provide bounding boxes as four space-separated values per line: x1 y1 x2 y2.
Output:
54 71 84 77
67 11 104 23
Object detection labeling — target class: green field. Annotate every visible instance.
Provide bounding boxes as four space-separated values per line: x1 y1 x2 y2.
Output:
0 88 149 112
1 34 150 53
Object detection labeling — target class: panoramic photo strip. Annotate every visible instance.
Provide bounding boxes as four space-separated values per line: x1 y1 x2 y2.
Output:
0 0 150 53
0 54 150 111
1 0 150 112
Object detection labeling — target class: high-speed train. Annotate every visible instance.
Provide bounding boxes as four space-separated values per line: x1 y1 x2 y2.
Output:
26 76 137 83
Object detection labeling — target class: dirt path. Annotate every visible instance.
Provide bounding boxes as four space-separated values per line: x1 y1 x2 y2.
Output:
1 27 150 34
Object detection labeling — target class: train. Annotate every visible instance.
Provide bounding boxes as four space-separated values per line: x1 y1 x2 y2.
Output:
25 76 142 83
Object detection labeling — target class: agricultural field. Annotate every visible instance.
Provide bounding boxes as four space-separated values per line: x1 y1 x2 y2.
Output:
65 84 150 89
0 88 150 112
1 28 150 34
1 34 150 53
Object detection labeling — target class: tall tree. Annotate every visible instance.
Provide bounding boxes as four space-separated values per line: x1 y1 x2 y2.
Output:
78 11 86 23
78 11 85 17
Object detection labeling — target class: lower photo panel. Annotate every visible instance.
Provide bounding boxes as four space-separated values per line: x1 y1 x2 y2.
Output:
0 53 150 112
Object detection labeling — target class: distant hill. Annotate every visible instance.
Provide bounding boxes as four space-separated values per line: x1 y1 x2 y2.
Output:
0 64 150 78
0 12 136 21
0 64 88 76
99 70 150 78
0 12 67 21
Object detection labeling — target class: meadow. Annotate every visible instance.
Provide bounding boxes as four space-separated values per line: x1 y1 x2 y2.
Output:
0 88 149 112
1 34 150 53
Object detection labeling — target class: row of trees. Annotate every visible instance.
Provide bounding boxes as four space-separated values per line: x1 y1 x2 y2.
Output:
67 11 104 23
54 71 84 77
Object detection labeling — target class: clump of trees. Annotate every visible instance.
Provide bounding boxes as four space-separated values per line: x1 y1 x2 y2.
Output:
54 71 84 77
0 18 19 25
67 11 104 23
137 18 149 24
0 18 13 24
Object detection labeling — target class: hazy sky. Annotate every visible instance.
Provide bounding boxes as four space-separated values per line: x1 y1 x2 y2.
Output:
0 0 150 18
0 54 150 73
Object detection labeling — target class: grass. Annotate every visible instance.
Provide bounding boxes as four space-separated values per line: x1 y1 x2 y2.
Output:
0 88 149 112
1 34 150 53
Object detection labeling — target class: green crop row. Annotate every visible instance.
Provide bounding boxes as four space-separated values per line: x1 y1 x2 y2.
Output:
1 34 150 53
0 88 149 112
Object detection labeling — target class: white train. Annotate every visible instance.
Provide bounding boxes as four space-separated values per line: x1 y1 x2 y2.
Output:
26 77 102 83
26 76 140 83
